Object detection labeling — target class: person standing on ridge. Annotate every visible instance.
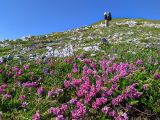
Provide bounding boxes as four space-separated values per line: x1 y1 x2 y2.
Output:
104 11 112 27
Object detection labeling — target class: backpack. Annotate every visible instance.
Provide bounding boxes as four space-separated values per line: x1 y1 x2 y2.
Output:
105 12 112 21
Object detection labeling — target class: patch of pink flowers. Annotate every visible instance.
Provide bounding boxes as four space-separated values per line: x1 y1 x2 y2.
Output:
44 57 145 119
22 82 38 88
0 83 7 94
0 57 151 120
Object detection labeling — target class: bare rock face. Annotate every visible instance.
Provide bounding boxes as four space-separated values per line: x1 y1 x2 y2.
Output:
143 22 160 28
53 44 74 57
116 21 137 27
83 45 99 51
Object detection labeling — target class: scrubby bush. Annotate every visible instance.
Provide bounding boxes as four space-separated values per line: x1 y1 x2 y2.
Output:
0 54 159 119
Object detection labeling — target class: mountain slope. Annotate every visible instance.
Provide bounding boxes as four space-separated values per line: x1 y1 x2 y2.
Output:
0 18 160 60
0 18 160 120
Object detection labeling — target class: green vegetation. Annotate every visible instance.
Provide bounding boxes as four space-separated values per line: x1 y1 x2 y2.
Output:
0 18 160 119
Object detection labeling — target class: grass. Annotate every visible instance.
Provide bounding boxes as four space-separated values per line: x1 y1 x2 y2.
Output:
0 18 160 119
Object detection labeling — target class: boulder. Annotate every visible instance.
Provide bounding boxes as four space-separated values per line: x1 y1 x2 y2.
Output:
46 46 53 51
0 57 3 63
101 38 109 44
6 55 14 61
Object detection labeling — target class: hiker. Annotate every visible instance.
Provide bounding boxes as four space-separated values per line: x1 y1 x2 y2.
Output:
104 12 112 27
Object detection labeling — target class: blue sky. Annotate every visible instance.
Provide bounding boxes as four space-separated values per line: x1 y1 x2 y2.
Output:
0 0 160 40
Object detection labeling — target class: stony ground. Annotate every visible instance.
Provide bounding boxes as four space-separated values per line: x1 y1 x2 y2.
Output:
0 18 160 61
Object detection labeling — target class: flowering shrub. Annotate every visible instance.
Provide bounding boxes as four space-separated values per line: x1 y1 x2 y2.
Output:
0 56 159 120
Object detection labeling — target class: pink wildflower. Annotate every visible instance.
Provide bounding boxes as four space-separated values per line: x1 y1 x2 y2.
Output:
56 115 65 120
12 66 19 72
111 75 120 82
90 63 96 69
125 83 142 99
116 112 129 120
49 107 61 116
15 69 23 77
37 87 44 95
73 63 78 73
86 69 93 74
22 82 38 88
136 59 143 65
67 73 72 79
3 93 12 99
71 78 82 87
0 69 3 74
23 64 30 70
89 85 97 97
108 110 117 118
143 84 150 90
6 71 12 76
0 83 7 89
112 94 126 106
48 90 55 97
107 67 113 73
83 58 92 64
92 97 107 110
60 104 68 112
71 102 86 119
84 95 92 104
0 88 4 94
19 95 26 101
32 111 41 120
154 73 160 80
21 102 28 108
120 70 127 77
102 106 110 115
64 80 70 89
69 98 78 104
64 58 72 64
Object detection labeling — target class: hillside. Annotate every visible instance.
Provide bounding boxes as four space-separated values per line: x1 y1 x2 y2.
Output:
0 18 160 60
0 18 160 120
